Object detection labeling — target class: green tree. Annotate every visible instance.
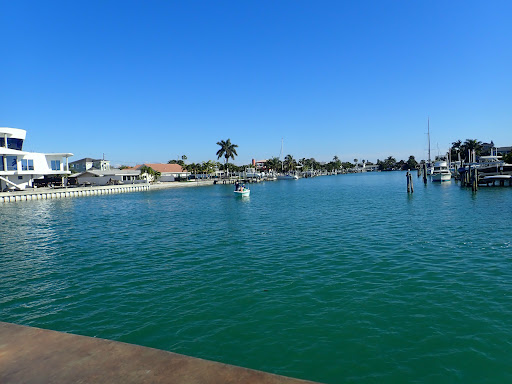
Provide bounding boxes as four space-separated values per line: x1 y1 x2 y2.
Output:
379 156 396 171
502 152 512 164
283 154 296 172
460 139 483 161
333 155 342 170
168 159 185 167
138 165 161 182
404 155 418 170
450 140 462 160
266 157 281 172
203 160 216 175
216 139 238 178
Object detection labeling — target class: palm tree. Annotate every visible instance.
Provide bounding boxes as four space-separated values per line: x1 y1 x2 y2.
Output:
216 139 238 179
202 160 216 178
283 154 296 172
138 165 161 183
333 156 342 170
265 157 281 172
459 139 483 162
450 140 462 161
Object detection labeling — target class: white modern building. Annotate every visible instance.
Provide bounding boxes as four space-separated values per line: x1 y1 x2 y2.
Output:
69 157 111 172
0 127 73 191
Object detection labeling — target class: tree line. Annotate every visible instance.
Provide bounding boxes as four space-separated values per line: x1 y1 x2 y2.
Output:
156 137 512 177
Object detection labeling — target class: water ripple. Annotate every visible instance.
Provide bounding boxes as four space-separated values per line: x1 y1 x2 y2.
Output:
1 173 512 383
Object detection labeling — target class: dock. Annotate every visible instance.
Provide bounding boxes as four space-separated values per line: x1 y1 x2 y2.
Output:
0 322 320 384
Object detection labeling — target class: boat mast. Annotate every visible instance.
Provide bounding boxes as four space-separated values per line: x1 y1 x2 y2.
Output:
427 117 431 166
280 137 283 171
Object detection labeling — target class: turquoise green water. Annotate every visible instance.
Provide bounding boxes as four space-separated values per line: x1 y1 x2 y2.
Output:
1 172 511 383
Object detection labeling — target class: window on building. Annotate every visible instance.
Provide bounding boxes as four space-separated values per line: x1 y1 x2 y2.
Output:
51 160 61 171
0 138 24 150
7 156 17 171
21 159 34 171
0 156 3 171
7 138 24 151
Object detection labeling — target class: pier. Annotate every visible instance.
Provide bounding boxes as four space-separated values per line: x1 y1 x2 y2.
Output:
0 322 319 384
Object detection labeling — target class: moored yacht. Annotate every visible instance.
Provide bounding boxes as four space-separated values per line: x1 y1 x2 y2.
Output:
431 161 451 182
277 173 299 180
473 155 512 176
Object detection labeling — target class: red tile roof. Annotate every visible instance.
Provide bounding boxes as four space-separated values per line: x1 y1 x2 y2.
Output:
134 163 185 173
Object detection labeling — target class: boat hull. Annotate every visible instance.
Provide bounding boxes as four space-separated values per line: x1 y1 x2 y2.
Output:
234 190 250 197
432 173 451 182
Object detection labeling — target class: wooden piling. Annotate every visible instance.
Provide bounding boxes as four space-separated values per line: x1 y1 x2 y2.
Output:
472 168 478 192
407 171 414 193
422 163 427 184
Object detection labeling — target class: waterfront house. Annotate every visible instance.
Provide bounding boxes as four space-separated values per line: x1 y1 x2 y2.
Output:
71 169 143 186
133 163 190 182
254 159 268 170
0 127 73 191
69 157 111 172
481 141 495 155
497 146 512 155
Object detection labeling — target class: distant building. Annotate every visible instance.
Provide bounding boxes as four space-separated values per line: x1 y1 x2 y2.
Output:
254 159 268 170
481 141 495 155
71 169 142 186
133 163 190 182
70 157 111 172
0 127 73 191
497 146 512 155
353 162 379 172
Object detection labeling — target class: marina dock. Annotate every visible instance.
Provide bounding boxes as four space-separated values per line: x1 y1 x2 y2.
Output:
0 322 319 384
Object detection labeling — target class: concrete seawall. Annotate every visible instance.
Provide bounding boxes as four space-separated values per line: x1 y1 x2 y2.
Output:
0 322 320 384
0 180 215 203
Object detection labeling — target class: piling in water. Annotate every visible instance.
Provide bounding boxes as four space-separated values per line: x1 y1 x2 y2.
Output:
406 171 414 193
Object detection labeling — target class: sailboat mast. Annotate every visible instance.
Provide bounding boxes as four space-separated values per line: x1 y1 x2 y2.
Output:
280 138 283 171
427 117 431 166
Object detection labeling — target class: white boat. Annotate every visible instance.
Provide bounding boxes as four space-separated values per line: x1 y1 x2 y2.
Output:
277 174 299 180
431 161 451 182
458 151 512 177
474 155 512 176
234 188 250 197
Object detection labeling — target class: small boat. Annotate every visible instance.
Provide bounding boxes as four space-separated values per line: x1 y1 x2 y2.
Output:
234 188 250 197
473 155 512 176
277 174 299 180
431 161 451 182
481 174 512 181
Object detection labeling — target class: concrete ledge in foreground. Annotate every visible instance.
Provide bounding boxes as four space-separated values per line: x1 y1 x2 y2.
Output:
0 322 320 384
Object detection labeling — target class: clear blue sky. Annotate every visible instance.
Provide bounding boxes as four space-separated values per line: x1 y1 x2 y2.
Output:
2 0 511 166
